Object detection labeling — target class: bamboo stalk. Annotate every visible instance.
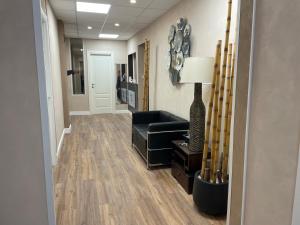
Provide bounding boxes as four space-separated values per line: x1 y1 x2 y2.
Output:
200 41 222 180
209 51 222 182
204 168 210 181
211 0 232 183
143 40 150 111
221 44 233 182
222 49 236 182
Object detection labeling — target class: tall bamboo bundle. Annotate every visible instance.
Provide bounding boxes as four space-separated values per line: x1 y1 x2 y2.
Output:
200 41 222 180
222 50 236 182
211 0 232 183
209 50 222 181
221 44 233 182
143 40 150 111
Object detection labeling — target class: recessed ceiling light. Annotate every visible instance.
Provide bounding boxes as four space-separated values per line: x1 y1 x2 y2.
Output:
76 2 111 14
87 26 93 30
114 23 120 27
130 0 136 4
99 34 119 39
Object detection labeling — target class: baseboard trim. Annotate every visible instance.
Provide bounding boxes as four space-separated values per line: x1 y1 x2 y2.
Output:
56 131 65 161
128 111 132 117
64 124 72 134
70 111 91 116
56 124 72 163
114 110 131 114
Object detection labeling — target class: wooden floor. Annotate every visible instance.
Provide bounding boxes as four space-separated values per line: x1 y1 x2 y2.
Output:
54 114 226 225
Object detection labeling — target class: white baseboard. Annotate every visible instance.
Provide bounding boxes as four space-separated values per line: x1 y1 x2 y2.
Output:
70 111 91 116
128 111 132 117
56 131 65 161
114 110 131 114
56 124 72 162
64 124 72 134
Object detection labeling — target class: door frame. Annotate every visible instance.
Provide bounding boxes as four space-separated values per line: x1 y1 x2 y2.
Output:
226 0 256 224
292 143 300 225
87 50 116 114
32 0 56 224
31 0 256 224
41 7 57 166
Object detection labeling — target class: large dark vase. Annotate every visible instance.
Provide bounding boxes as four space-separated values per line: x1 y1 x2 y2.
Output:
189 83 206 152
193 171 228 216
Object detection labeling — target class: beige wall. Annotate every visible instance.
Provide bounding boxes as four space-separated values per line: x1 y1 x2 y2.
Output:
47 3 65 147
127 0 238 120
66 39 127 112
58 20 70 127
242 0 300 224
0 0 52 224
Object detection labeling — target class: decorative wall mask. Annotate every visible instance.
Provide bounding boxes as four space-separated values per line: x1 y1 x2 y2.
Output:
168 25 176 43
184 24 191 38
182 40 190 57
174 31 184 52
168 18 191 85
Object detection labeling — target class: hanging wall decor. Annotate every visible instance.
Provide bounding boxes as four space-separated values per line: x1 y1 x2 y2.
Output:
168 17 191 85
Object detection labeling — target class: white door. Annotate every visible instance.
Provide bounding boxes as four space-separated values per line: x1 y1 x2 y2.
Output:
88 53 114 114
41 13 57 166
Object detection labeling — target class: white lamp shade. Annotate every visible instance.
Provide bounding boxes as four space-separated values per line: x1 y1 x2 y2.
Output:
180 57 214 84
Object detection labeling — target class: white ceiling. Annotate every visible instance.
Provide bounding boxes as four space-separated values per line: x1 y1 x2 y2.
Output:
50 0 182 40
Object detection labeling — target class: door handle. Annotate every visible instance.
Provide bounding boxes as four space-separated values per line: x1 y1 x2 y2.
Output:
92 83 95 88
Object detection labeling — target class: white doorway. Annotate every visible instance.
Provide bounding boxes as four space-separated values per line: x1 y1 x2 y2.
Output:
41 11 57 166
88 52 114 114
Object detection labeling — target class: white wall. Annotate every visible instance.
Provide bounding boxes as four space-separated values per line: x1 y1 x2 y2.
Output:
47 3 65 148
128 0 238 120
66 39 127 111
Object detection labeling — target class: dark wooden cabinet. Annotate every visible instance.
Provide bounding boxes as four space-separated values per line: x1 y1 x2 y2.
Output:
171 140 203 194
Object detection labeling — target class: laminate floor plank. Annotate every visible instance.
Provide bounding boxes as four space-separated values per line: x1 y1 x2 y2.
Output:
54 114 226 225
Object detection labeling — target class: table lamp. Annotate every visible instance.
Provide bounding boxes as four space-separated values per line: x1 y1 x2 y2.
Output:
180 57 214 152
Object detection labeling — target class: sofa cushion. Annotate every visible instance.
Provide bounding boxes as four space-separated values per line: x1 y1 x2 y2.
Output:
132 111 160 124
159 111 186 123
159 113 173 122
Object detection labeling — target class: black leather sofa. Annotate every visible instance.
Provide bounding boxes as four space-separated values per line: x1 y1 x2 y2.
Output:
132 111 189 169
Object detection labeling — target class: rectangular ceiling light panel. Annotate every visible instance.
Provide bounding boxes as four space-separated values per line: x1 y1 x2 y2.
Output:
76 2 111 14
99 34 119 39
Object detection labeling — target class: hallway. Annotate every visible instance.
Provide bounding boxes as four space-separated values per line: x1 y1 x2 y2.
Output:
54 114 225 225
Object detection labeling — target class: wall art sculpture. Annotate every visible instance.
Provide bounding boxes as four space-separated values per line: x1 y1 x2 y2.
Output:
168 18 191 85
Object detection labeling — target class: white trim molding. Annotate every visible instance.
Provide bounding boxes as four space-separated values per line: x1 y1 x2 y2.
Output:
56 125 73 163
32 0 56 224
64 124 72 134
56 131 65 162
70 111 91 116
241 1 257 224
292 144 300 225
114 110 131 114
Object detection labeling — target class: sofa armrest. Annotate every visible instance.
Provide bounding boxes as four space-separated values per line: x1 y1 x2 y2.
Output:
132 111 160 124
148 121 189 132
